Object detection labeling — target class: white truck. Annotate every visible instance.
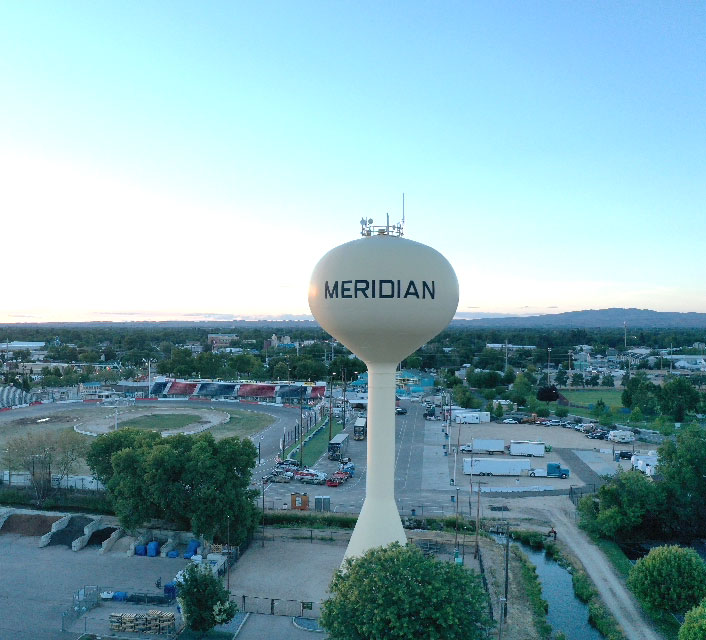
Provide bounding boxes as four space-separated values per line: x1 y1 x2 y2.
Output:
509 440 546 457
463 457 531 476
608 430 635 443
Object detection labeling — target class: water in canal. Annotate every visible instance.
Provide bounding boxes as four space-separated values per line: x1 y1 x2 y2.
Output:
498 537 604 640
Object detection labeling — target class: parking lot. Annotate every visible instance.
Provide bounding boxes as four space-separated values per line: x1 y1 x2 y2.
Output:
259 400 642 518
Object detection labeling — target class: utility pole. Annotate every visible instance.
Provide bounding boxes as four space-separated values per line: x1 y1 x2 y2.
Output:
547 347 552 384
504 522 510 620
473 482 486 558
342 369 347 428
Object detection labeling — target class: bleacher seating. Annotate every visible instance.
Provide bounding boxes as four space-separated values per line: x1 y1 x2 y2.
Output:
149 381 168 396
196 383 236 397
167 381 197 396
238 384 276 398
310 385 325 398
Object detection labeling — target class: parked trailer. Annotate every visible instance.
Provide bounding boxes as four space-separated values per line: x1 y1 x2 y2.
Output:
327 433 350 460
455 411 491 424
353 417 367 440
471 438 505 454
463 457 531 476
608 430 635 443
529 463 570 479
509 441 546 457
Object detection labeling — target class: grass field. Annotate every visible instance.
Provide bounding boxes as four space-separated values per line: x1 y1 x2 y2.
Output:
286 419 343 467
118 413 202 431
560 389 623 409
209 409 274 439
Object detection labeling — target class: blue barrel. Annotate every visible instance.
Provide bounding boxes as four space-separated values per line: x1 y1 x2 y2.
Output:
135 545 147 556
147 541 160 557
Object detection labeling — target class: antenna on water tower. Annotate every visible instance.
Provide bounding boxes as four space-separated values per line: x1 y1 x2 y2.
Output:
309 216 458 562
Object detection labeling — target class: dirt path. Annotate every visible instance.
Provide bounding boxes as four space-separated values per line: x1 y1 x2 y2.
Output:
519 496 664 640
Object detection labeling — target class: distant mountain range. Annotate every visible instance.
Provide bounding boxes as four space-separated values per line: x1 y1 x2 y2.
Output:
452 308 706 329
2 308 706 330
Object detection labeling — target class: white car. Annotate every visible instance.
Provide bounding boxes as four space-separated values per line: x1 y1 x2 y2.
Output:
459 444 474 453
502 418 518 424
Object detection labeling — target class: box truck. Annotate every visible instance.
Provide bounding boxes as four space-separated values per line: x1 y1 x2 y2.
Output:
528 463 570 479
509 441 546 457
463 457 531 476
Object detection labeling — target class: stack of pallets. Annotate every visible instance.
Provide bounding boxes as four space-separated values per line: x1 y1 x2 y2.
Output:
107 610 176 634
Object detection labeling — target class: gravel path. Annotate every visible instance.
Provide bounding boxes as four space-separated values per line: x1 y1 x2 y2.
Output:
519 496 664 640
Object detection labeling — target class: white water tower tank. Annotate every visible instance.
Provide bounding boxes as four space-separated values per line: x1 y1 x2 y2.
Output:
309 230 458 560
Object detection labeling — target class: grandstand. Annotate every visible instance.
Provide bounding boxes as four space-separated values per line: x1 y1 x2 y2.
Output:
145 378 327 403
196 382 236 397
0 385 36 408
238 384 276 400
166 381 198 396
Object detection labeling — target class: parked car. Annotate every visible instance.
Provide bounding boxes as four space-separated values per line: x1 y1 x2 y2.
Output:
502 418 518 424
618 450 633 460
277 458 301 468
395 407 407 415
459 444 474 453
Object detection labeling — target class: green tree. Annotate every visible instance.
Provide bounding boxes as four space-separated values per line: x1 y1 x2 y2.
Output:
272 361 289 381
680 600 706 640
87 430 258 542
578 470 663 539
571 373 584 387
659 375 699 422
555 405 569 418
587 373 600 387
177 563 237 636
601 373 615 387
628 407 644 424
405 356 423 370
452 386 480 410
656 424 706 537
321 543 491 640
627 545 706 612
554 368 568 387
512 373 533 398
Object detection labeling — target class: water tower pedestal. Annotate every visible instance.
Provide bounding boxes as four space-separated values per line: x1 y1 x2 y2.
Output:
344 365 405 560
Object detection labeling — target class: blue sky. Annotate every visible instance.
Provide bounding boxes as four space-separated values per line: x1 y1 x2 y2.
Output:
1 1 704 322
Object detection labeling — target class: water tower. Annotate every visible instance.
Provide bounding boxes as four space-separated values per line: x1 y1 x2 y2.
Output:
308 218 458 560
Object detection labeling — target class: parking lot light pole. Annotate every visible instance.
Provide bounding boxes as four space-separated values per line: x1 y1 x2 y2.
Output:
454 486 460 549
299 384 304 468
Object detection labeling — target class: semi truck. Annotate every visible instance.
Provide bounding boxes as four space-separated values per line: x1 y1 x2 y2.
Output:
353 417 367 440
509 441 546 457
463 457 531 476
528 463 570 479
327 433 350 461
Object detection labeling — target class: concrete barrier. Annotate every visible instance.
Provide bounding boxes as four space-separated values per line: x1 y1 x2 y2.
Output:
99 527 124 555
127 531 150 557
38 513 72 547
72 517 103 552
0 508 15 530
160 537 178 557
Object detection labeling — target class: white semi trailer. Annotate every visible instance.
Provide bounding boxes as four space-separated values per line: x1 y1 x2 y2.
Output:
509 441 546 457
471 438 505 454
463 458 531 476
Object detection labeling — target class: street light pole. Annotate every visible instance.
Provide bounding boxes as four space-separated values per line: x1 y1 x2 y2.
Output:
299 384 304 468
328 374 333 442
473 481 486 558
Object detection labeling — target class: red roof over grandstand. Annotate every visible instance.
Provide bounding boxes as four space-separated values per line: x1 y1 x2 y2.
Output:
310 385 325 398
167 381 197 396
238 384 276 398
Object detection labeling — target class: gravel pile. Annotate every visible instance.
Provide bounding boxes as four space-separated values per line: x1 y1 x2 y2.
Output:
48 515 92 546
0 514 61 536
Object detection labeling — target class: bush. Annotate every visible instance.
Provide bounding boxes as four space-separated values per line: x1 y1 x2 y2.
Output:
680 600 706 640
627 545 706 612
572 570 595 603
263 511 357 529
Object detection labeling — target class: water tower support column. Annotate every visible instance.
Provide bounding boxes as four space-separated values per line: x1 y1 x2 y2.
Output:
344 364 406 561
